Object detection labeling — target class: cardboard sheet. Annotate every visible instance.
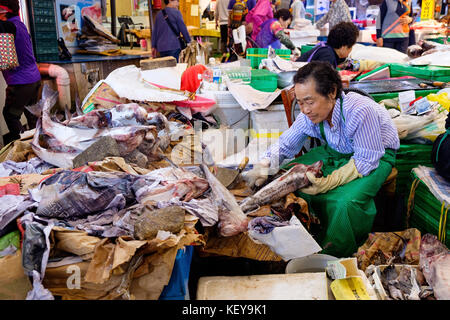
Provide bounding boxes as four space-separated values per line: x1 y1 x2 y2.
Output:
104 65 188 102
202 228 282 261
0 250 32 300
225 78 282 111
141 64 188 90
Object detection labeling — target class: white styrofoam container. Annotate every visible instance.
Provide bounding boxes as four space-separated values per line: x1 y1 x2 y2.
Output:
197 273 329 300
212 90 239 105
210 103 250 161
250 103 289 139
212 103 249 130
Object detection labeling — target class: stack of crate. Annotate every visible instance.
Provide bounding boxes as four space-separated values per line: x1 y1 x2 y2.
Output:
26 0 60 62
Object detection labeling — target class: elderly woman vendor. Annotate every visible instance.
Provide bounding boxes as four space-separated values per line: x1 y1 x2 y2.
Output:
244 62 400 257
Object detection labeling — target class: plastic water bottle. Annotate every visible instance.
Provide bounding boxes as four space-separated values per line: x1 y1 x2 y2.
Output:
208 57 221 84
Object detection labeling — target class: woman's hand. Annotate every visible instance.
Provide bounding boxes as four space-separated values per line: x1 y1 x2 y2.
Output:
151 47 158 58
376 38 383 47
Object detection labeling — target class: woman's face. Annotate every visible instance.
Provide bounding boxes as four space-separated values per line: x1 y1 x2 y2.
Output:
279 18 291 28
335 45 353 59
294 79 336 124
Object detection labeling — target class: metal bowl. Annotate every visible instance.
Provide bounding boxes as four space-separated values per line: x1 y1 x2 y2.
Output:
285 253 338 274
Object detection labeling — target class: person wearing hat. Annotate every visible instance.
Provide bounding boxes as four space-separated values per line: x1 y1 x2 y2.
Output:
0 0 41 145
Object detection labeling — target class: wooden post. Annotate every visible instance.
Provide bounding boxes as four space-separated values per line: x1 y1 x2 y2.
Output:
111 0 116 36
148 0 154 32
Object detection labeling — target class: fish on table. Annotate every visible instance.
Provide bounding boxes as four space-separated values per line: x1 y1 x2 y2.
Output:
239 161 323 213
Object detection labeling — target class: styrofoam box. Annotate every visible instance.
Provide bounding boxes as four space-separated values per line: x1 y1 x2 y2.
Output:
197 273 329 300
212 102 249 130
250 103 289 138
212 90 239 105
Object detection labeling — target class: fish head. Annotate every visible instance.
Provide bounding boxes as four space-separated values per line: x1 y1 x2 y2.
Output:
306 160 323 178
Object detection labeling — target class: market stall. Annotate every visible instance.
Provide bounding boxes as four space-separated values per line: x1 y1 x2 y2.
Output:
0 0 449 304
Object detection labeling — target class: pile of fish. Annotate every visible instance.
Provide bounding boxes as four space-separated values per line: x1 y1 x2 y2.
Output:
29 85 172 169
239 161 323 213
419 234 450 300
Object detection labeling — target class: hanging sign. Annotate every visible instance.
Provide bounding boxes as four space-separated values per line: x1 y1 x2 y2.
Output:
314 0 329 15
420 0 435 20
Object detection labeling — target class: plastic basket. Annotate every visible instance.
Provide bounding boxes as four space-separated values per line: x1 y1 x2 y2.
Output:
408 172 450 247
371 89 439 103
389 63 450 82
300 45 315 54
222 66 252 83
246 48 291 69
395 143 433 196
250 69 278 92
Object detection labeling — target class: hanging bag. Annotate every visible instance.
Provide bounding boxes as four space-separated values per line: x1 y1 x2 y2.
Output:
0 20 18 71
162 9 187 50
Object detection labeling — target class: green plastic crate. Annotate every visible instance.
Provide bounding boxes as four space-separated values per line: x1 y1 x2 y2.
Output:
395 144 433 196
428 37 446 45
408 171 450 247
300 45 315 54
249 69 278 92
389 63 450 82
371 89 439 103
246 48 291 69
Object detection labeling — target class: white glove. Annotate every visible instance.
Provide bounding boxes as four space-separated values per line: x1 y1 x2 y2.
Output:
293 47 301 57
242 158 270 188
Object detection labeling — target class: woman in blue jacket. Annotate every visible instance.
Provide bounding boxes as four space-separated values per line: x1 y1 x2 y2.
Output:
151 0 191 62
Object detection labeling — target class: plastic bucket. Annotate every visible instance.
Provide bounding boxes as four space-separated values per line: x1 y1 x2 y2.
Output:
285 254 337 274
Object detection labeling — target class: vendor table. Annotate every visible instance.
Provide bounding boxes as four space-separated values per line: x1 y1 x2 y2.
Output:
40 53 151 108
189 28 221 38
189 28 221 54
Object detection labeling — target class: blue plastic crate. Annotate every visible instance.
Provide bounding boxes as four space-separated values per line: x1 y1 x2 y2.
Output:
159 246 194 300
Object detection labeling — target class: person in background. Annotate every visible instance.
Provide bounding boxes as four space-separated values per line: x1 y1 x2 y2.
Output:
245 0 273 42
228 0 256 28
215 0 230 62
255 8 301 56
296 21 359 68
151 0 191 62
376 0 413 53
226 0 255 61
271 0 281 12
315 0 352 31
0 0 41 145
431 112 449 182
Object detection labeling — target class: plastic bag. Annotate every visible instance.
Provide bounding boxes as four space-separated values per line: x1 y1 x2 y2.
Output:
427 92 450 112
391 106 448 143
405 109 448 144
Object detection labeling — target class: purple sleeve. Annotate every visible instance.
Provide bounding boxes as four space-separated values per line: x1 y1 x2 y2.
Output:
176 10 191 43
228 0 236 10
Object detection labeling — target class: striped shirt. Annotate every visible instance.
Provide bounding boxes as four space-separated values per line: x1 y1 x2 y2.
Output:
263 92 400 176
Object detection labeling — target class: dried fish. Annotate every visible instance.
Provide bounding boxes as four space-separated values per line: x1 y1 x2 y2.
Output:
133 167 209 203
419 234 450 300
239 161 323 213
29 85 168 168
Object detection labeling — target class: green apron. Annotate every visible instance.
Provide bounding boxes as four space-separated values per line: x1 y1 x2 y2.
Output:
282 98 396 257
